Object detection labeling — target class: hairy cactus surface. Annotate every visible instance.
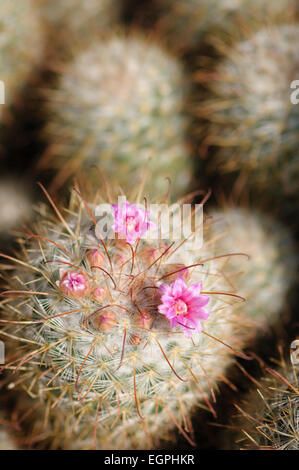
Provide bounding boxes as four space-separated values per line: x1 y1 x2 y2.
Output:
208 208 297 332
0 179 281 450
231 363 299 449
153 0 296 51
42 34 192 196
198 25 299 214
0 0 43 124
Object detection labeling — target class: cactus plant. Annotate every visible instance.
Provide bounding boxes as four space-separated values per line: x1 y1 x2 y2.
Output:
0 0 43 125
41 33 192 196
152 0 296 51
197 25 299 217
231 362 299 449
0 178 282 450
0 180 297 449
208 207 297 332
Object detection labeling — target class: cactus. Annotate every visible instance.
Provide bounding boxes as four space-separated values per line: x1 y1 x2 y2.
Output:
198 25 299 215
0 0 43 124
153 0 296 51
41 33 192 197
0 179 279 450
230 362 299 449
208 207 297 333
37 0 121 41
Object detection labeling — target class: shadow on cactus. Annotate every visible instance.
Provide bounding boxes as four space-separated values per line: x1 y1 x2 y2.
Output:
0 177 296 449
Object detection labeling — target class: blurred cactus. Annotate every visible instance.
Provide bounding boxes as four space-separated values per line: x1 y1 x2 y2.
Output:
37 0 121 37
0 0 43 124
231 362 299 449
0 178 33 241
0 180 278 450
209 208 297 330
41 33 192 196
153 0 296 51
197 25 299 215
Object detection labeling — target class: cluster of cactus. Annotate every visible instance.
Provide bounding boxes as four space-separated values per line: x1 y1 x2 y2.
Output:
0 0 42 125
230 362 299 449
0 181 297 449
152 0 296 51
197 24 299 215
41 33 192 196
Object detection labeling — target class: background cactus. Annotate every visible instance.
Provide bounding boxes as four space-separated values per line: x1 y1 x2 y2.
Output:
37 0 121 41
230 362 299 449
197 25 299 218
0 180 281 450
151 0 296 51
41 33 192 196
208 207 297 333
0 0 43 125
0 178 33 242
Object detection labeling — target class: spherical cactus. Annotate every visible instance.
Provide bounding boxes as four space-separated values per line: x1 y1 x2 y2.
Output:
153 0 296 51
0 180 280 450
198 25 299 215
0 0 43 124
231 362 299 449
41 33 192 197
37 0 121 40
208 207 297 333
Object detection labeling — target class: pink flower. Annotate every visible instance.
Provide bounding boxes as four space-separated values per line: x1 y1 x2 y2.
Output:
158 277 210 337
60 270 89 298
112 201 154 245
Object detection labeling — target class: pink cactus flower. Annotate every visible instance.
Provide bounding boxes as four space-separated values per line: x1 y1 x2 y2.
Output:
158 277 210 337
60 270 89 298
112 201 154 245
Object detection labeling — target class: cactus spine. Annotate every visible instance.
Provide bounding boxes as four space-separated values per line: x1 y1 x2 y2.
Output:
42 34 192 196
232 363 299 449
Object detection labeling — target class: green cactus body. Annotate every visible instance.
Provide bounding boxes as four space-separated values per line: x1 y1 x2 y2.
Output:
232 363 299 449
37 0 120 39
0 183 268 450
42 34 192 197
208 208 297 331
154 0 296 51
0 0 43 124
198 25 299 215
